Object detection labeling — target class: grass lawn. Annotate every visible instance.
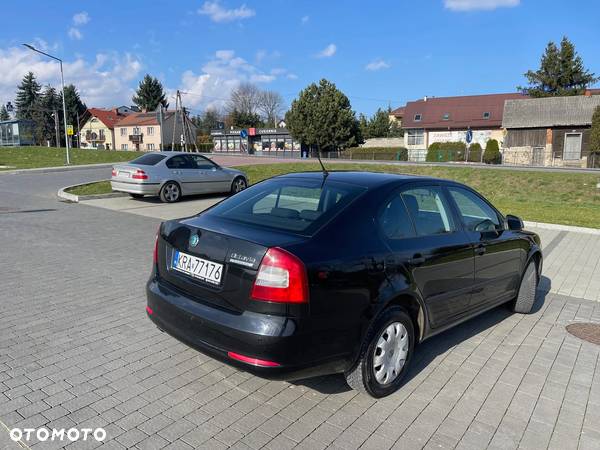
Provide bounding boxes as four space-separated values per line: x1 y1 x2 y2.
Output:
237 163 600 229
0 146 144 170
65 181 112 196
61 161 600 228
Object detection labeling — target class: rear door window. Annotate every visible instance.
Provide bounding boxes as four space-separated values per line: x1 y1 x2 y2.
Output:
207 178 366 235
129 154 166 166
189 154 217 170
401 186 455 236
166 155 195 169
378 195 416 239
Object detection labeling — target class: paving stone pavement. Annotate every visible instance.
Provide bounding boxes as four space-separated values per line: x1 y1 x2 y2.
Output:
1 171 600 450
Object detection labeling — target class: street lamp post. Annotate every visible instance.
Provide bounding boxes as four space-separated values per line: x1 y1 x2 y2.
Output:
23 44 70 164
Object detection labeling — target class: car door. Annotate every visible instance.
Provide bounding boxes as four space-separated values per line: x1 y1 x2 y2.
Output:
445 185 524 309
381 184 475 329
189 155 231 193
165 155 199 195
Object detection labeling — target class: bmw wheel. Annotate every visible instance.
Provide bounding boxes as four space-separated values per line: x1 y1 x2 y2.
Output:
345 307 414 398
160 181 181 203
513 261 538 314
231 177 247 194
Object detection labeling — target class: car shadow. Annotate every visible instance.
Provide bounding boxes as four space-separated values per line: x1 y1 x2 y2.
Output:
292 276 552 396
127 192 227 204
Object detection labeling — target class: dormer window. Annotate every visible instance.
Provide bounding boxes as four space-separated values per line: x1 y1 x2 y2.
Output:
414 114 422 122
483 112 491 119
442 113 450 121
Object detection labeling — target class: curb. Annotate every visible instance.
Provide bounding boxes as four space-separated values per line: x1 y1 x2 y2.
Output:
524 221 600 235
1 163 114 175
57 180 126 203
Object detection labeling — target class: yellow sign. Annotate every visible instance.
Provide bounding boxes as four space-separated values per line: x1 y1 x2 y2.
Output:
67 125 74 136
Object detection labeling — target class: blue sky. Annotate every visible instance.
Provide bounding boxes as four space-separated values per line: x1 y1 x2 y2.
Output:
0 0 598 115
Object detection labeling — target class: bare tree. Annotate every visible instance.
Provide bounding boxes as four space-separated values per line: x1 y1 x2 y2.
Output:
226 82 260 115
258 90 285 127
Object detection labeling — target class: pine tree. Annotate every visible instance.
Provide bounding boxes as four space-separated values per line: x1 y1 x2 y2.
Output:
358 114 370 140
132 74 168 111
39 86 61 146
285 79 362 152
61 84 87 129
367 108 392 138
15 72 41 120
0 105 9 121
519 37 599 97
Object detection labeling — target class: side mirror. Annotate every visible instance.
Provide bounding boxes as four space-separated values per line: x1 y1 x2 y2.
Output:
506 214 524 231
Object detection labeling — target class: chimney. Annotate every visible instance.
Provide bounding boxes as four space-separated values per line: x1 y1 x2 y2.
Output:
423 96 428 102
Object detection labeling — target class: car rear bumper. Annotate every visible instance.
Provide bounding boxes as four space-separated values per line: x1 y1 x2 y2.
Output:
146 277 350 380
111 180 160 195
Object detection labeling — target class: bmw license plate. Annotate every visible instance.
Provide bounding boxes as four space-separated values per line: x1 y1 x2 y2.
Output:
171 250 223 286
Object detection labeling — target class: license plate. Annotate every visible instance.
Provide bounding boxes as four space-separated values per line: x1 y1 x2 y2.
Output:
172 250 223 286
119 171 130 178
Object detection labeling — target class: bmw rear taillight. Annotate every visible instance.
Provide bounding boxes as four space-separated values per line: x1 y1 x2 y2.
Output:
111 168 117 177
132 169 148 180
251 248 308 304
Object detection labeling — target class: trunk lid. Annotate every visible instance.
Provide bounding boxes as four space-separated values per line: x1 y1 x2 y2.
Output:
157 214 307 313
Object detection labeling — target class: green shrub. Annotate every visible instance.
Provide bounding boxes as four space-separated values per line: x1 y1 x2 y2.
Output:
467 143 483 162
426 142 466 162
483 139 501 164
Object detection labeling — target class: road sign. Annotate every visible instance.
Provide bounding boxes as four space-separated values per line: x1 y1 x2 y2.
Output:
240 129 248 139
67 125 74 136
465 129 473 144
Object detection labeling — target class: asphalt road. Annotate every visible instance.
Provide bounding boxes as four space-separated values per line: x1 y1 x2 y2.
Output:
1 168 599 450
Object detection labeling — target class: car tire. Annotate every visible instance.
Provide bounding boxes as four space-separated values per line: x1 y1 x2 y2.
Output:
160 181 181 203
345 307 415 398
129 193 144 199
231 177 247 195
513 261 538 314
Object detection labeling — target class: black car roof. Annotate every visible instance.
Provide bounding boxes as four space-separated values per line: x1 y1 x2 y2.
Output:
275 171 444 188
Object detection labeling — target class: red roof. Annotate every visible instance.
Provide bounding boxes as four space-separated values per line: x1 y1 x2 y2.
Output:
86 108 126 129
390 106 405 117
114 111 174 127
402 93 527 130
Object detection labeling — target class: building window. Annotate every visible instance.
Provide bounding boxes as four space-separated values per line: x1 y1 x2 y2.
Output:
147 127 154 136
99 129 105 140
483 112 491 119
133 127 140 135
407 129 425 146
120 128 127 136
147 143 155 151
121 144 128 150
442 113 450 121
414 114 422 122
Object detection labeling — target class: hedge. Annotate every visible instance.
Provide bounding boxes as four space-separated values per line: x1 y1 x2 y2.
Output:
426 142 466 162
467 143 483 162
343 147 408 161
483 139 501 164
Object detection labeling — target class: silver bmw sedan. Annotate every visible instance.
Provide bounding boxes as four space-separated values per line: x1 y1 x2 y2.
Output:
111 152 248 203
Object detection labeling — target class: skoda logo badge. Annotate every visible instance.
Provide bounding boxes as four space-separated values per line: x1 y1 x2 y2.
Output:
189 235 199 247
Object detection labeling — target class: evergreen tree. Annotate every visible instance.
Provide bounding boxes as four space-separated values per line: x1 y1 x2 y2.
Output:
192 108 223 136
358 113 370 140
285 79 362 152
39 86 61 146
61 84 87 129
0 105 9 121
519 37 599 97
132 74 168 111
15 72 41 120
367 108 392 138
226 109 263 128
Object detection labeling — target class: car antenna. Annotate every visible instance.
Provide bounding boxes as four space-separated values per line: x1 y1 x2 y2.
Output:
315 144 329 181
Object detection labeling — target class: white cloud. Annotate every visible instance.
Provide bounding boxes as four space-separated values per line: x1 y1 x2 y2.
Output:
301 15 309 24
73 11 90 25
316 44 336 58
0 45 143 107
365 59 391 71
198 1 255 22
177 50 280 110
444 0 520 11
68 28 83 40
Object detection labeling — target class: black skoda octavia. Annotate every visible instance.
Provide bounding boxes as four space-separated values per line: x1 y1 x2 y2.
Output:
147 171 542 397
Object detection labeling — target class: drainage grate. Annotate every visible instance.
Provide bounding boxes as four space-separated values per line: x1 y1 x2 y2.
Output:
566 323 600 346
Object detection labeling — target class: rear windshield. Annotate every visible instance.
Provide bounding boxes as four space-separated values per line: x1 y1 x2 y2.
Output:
129 154 166 166
206 177 366 235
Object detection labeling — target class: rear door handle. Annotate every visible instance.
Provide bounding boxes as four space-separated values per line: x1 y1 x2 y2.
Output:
409 254 426 265
476 244 486 256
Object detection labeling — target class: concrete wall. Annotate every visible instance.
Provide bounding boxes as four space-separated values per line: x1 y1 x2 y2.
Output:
361 137 405 148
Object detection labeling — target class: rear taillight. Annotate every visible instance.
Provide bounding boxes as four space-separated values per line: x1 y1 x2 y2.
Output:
111 168 117 177
228 351 280 367
251 248 308 304
132 169 148 180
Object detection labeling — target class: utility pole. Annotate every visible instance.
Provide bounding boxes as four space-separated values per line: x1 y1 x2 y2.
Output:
171 91 179 151
23 43 70 164
76 111 81 149
53 109 60 148
158 106 164 151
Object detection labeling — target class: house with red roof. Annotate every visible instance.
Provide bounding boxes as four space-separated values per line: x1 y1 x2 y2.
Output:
401 93 527 161
79 107 133 150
